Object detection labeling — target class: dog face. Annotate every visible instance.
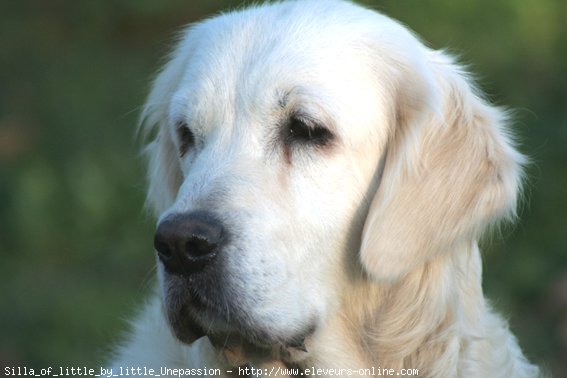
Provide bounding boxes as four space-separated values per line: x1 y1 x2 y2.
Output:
143 0 522 360
152 2 392 349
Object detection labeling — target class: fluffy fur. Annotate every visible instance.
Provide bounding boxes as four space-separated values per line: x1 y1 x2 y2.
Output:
112 1 540 376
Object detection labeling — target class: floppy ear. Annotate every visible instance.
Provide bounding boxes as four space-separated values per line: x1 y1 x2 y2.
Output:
140 28 199 216
360 50 525 283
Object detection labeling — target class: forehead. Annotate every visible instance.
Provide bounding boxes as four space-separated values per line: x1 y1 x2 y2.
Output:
169 2 395 140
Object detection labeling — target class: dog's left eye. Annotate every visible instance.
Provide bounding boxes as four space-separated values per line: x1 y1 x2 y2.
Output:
286 116 334 148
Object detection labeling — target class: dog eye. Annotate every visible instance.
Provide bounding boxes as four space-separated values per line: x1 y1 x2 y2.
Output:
176 122 195 157
286 117 334 148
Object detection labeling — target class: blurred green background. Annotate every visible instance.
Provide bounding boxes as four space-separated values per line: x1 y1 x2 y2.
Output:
0 0 565 375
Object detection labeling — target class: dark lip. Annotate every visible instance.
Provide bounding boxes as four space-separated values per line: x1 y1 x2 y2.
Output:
185 283 232 323
187 295 317 351
164 272 318 351
167 274 238 332
187 287 208 312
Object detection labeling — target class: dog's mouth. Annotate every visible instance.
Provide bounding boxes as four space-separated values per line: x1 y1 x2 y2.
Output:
204 324 312 367
163 274 313 364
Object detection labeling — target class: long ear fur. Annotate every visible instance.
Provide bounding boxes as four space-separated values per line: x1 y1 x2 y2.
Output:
139 28 200 216
360 50 525 283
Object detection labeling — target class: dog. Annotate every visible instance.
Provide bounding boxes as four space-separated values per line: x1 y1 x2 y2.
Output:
111 1 540 376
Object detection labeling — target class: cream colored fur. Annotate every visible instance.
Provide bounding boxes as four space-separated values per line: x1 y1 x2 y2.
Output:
112 1 540 377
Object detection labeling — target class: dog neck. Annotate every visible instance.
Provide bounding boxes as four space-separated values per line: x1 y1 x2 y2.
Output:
295 242 486 376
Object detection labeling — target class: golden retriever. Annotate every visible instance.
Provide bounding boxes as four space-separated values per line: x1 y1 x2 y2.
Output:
112 1 540 376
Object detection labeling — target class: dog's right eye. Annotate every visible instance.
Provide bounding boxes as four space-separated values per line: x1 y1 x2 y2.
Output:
176 122 195 157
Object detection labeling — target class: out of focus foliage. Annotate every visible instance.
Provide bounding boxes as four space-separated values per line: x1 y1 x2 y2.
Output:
0 0 565 375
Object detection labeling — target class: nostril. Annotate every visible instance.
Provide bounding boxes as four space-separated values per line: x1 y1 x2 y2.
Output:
154 237 172 259
185 236 217 258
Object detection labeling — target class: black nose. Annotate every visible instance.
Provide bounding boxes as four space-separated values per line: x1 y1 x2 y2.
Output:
154 212 224 276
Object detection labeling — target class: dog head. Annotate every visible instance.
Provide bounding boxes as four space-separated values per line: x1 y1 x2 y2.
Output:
140 0 523 363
